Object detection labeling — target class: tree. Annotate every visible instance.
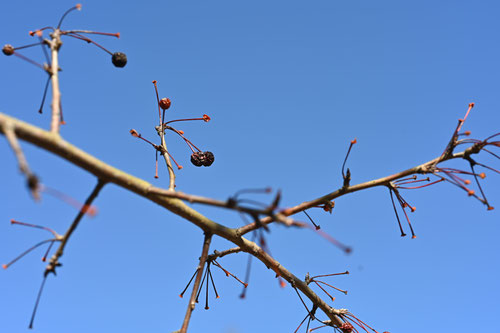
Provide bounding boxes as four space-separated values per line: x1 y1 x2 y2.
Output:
1 2 499 332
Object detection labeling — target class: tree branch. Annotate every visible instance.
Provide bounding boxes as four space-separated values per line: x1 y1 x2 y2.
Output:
179 232 212 333
45 179 106 275
238 146 482 235
1 111 491 330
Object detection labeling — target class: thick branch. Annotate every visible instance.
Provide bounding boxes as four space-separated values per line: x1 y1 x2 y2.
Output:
4 111 464 327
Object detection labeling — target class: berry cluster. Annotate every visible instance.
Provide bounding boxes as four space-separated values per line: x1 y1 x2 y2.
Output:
190 151 215 167
130 80 214 180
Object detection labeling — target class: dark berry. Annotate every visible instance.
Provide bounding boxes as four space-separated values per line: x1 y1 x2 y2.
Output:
191 151 215 167
190 152 204 167
112 52 127 67
202 151 214 166
159 98 171 110
2 44 14 56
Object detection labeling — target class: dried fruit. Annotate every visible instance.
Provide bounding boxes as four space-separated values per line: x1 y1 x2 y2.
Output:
111 52 127 67
159 98 171 110
190 151 215 167
2 44 14 56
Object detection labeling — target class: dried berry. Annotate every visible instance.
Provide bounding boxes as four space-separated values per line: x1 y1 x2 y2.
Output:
203 151 214 166
159 98 171 110
190 151 214 167
111 52 127 67
2 44 14 56
190 152 204 167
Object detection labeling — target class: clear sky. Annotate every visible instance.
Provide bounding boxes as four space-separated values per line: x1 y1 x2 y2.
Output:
1 1 499 332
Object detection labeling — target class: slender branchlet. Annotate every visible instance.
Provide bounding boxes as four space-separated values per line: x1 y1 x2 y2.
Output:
179 233 212 333
342 138 357 188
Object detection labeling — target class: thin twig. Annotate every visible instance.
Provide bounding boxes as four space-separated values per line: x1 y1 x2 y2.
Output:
45 179 106 275
179 232 212 333
2 121 39 199
238 143 486 235
48 29 62 134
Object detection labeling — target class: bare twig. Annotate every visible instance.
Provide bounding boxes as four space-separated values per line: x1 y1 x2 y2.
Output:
153 80 176 190
2 120 39 199
45 179 106 275
238 143 486 235
179 232 212 333
207 247 242 261
48 29 62 134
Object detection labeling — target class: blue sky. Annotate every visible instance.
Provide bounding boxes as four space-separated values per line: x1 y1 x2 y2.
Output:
1 1 499 332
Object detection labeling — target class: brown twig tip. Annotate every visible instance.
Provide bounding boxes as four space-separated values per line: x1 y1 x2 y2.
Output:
279 278 287 288
2 44 14 56
76 3 82 10
479 172 486 179
351 138 357 144
159 98 171 110
410 206 416 212
487 206 494 211
469 102 475 108
129 129 139 137
468 189 475 196
203 114 211 122
412 235 417 239
464 131 471 136
2 264 7 269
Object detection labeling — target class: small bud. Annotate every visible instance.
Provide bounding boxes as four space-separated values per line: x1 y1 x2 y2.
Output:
159 98 171 110
469 102 475 108
76 3 82 10
467 190 475 196
178 130 184 135
410 206 416 212
27 174 39 191
2 44 14 56
479 173 486 179
129 129 139 137
351 138 357 144
464 131 471 136
464 180 471 185
111 52 127 67
488 206 494 211
203 114 211 122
